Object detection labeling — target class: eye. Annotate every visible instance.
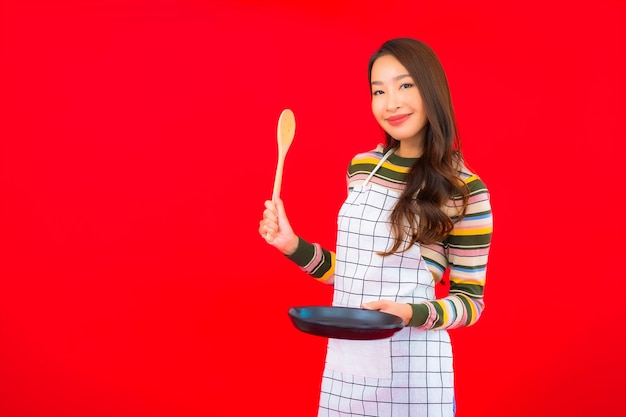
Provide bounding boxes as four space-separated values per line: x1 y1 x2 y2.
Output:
400 83 414 89
372 89 384 96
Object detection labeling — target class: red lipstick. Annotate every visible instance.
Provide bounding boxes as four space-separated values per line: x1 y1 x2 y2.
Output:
386 114 410 126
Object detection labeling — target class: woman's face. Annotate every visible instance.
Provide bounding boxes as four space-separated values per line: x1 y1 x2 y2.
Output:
370 54 429 154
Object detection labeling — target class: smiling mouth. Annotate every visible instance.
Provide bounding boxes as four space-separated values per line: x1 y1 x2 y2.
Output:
386 114 411 126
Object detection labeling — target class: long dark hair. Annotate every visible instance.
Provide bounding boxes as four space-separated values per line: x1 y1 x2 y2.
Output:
367 38 469 255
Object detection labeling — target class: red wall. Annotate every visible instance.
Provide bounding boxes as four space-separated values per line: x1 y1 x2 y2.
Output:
1 1 625 416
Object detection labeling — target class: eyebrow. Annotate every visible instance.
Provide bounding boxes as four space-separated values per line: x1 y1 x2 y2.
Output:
371 73 412 85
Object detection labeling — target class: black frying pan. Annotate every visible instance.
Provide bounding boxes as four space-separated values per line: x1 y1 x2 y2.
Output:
288 306 405 340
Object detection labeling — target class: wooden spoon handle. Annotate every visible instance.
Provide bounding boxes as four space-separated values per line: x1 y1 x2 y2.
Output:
272 151 285 202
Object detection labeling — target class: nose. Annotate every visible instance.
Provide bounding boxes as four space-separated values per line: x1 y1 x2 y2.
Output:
386 92 401 111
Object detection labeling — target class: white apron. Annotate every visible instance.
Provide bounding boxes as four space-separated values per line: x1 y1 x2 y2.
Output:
318 149 455 417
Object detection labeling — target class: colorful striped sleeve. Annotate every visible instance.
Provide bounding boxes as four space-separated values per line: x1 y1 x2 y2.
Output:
285 238 335 283
410 175 493 329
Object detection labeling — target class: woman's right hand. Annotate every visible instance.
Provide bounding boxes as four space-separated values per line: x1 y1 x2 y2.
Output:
258 197 299 255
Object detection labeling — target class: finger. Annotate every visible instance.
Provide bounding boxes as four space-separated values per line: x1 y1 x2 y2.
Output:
361 300 384 310
259 220 273 236
262 210 278 226
259 218 276 235
259 222 270 239
264 199 277 214
261 226 275 244
274 197 287 220
263 214 280 232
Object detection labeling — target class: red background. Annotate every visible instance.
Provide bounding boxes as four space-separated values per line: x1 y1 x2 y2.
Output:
1 1 625 416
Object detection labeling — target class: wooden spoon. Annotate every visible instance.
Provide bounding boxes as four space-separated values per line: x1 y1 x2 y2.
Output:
272 109 296 202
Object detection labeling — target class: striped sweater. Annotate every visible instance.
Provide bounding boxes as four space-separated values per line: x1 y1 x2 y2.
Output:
287 147 493 330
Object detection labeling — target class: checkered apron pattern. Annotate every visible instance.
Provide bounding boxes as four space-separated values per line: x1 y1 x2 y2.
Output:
318 150 455 417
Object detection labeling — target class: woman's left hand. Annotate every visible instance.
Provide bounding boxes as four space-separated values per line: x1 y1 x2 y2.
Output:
361 300 413 326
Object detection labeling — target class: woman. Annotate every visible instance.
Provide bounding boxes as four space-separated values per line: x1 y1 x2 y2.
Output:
259 38 493 417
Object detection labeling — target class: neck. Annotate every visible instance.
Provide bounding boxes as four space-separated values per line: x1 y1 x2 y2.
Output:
395 143 423 158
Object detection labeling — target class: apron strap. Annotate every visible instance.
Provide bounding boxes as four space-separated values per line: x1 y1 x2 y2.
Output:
362 148 395 187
